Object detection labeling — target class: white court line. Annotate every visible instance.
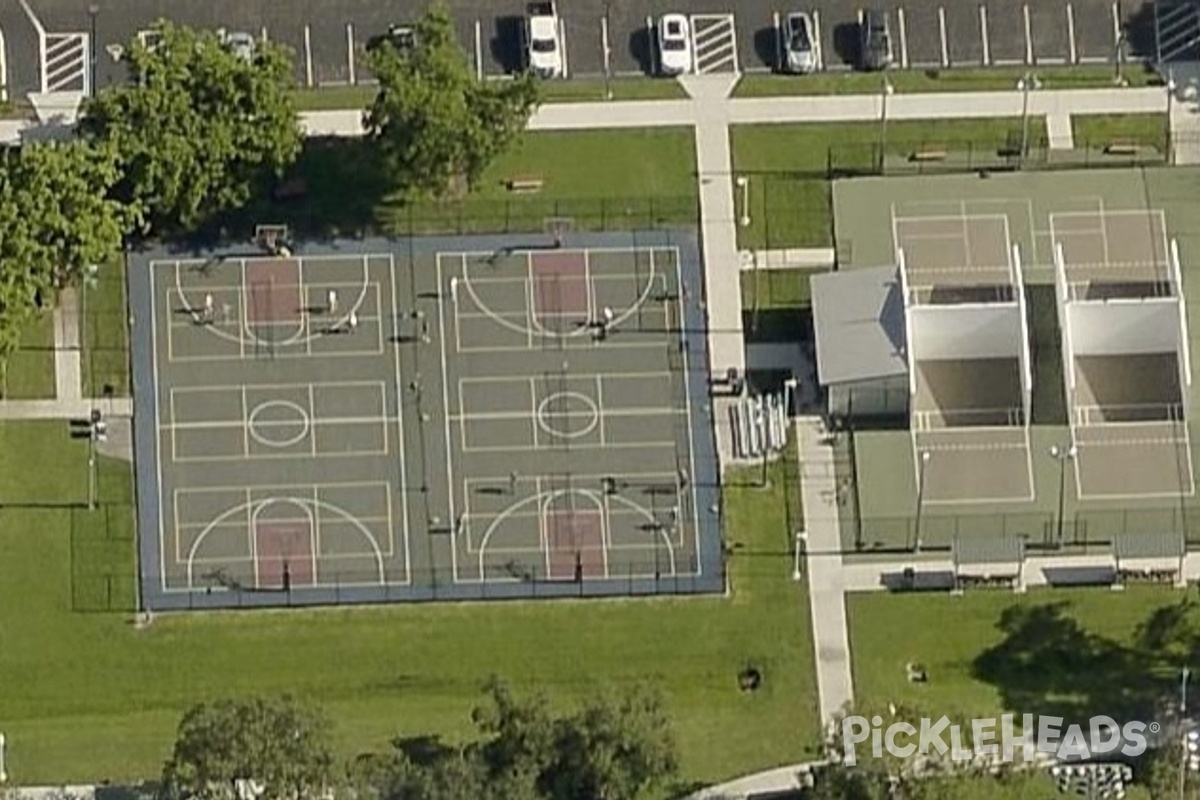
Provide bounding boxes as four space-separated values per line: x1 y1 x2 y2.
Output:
595 375 607 446
584 249 596 322
172 378 385 395
151 253 399 269
528 376 539 450
454 406 683 423
173 488 183 566
436 255 459 580
168 414 393 431
461 440 677 454
459 370 675 386
537 475 550 579
246 487 258 589
240 386 250 457
307 383 317 458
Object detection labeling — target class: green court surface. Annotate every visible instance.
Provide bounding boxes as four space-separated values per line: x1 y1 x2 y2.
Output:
830 167 1200 553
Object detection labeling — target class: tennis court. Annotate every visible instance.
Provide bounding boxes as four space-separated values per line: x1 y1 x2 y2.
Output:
128 232 721 609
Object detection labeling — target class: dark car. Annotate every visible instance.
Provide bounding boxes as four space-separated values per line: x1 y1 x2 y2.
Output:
859 9 892 71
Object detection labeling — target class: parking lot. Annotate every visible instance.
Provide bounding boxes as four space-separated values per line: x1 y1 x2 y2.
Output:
4 0 1154 96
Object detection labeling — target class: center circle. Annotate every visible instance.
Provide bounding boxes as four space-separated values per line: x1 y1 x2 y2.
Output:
536 391 599 440
247 400 311 448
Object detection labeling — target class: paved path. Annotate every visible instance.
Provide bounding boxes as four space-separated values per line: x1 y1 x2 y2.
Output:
52 286 81 400
796 416 854 724
0 397 131 419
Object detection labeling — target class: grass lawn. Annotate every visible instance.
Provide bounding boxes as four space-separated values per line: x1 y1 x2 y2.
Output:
730 118 1047 248
0 423 817 786
83 257 130 398
289 78 685 112
1071 113 1169 152
740 268 815 310
735 64 1160 97
848 586 1199 725
2 312 55 399
270 128 698 238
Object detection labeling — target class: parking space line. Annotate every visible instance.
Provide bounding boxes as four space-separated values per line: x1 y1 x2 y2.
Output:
812 10 824 70
1067 4 1077 64
938 8 949 67
560 19 569 78
1111 3 1120 56
345 23 356 85
980 4 991 65
303 25 313 87
897 7 909 69
474 20 483 81
1023 4 1033 65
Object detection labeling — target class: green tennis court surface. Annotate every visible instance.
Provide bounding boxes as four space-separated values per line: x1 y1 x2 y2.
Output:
128 233 722 609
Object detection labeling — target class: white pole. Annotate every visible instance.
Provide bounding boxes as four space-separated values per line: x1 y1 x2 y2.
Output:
792 533 804 581
303 25 313 87
813 10 824 70
345 23 356 85
601 14 611 85
773 10 781 71
736 176 750 227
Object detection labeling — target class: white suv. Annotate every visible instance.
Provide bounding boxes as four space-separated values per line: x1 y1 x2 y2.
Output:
657 14 692 76
526 1 563 78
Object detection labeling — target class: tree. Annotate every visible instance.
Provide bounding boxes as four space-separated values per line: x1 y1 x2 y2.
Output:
161 696 334 800
79 20 302 235
544 686 678 800
365 2 539 201
0 140 130 384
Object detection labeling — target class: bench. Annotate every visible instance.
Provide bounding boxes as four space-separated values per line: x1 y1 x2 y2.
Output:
506 176 545 193
1103 141 1139 156
908 149 947 163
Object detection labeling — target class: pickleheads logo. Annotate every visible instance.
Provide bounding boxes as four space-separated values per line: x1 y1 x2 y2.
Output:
840 714 1153 765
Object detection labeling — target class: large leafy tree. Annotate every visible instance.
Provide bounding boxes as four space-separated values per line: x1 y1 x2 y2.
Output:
78 20 302 235
0 140 130 382
161 696 335 800
365 2 539 200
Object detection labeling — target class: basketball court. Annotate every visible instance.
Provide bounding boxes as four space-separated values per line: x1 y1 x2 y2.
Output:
128 232 721 609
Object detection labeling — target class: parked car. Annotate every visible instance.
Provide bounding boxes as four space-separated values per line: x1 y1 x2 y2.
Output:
657 13 692 76
781 11 816 73
859 9 892 71
526 1 563 78
368 24 418 54
224 30 256 62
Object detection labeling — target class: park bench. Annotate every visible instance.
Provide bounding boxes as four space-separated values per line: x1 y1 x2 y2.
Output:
908 149 947 163
506 175 545 193
1103 140 1139 156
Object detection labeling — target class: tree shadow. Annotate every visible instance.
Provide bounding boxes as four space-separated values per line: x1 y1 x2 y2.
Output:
830 22 861 68
972 601 1159 725
752 25 779 72
628 27 655 75
490 16 525 74
235 136 393 241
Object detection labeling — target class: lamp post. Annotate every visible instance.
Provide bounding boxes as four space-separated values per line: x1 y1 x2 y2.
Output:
913 450 931 552
1168 71 1178 164
736 175 750 228
88 3 100 96
1017 72 1041 161
877 78 895 171
1049 444 1076 547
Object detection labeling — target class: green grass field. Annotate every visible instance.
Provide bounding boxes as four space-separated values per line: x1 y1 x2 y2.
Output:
82 257 130 398
730 118 1048 248
735 64 1160 97
290 78 685 112
740 268 815 310
2 312 55 399
0 422 817 786
1071 113 1169 151
848 586 1198 724
273 127 698 237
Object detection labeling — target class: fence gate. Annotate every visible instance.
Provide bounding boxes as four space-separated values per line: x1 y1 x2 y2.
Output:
43 32 88 93
690 14 739 74
1156 0 1200 63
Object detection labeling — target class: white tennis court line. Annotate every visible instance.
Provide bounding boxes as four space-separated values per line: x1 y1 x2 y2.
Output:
595 375 607 446
385 252 413 585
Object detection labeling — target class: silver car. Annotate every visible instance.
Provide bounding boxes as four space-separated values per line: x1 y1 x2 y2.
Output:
782 12 816 74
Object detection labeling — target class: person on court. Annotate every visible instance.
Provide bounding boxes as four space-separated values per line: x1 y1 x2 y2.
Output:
327 289 338 315
348 310 358 333
449 276 458 303
203 293 215 324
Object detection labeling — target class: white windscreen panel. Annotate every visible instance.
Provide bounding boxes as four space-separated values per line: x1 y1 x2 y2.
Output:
1013 243 1033 395
909 303 1022 359
1172 240 1192 388
1054 243 1076 391
899 247 916 396
1067 299 1182 355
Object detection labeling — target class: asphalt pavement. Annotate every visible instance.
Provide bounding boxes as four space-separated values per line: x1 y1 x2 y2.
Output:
4 0 1149 97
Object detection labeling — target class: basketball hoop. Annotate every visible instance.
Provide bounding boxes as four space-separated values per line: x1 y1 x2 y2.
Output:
542 216 576 248
254 224 291 257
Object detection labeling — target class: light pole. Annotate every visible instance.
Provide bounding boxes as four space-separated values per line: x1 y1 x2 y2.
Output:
1167 71 1178 164
1049 444 1077 547
877 78 895 172
1017 72 1041 160
736 175 750 228
783 376 798 418
913 450 931 552
88 3 100 97
602 1 613 100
